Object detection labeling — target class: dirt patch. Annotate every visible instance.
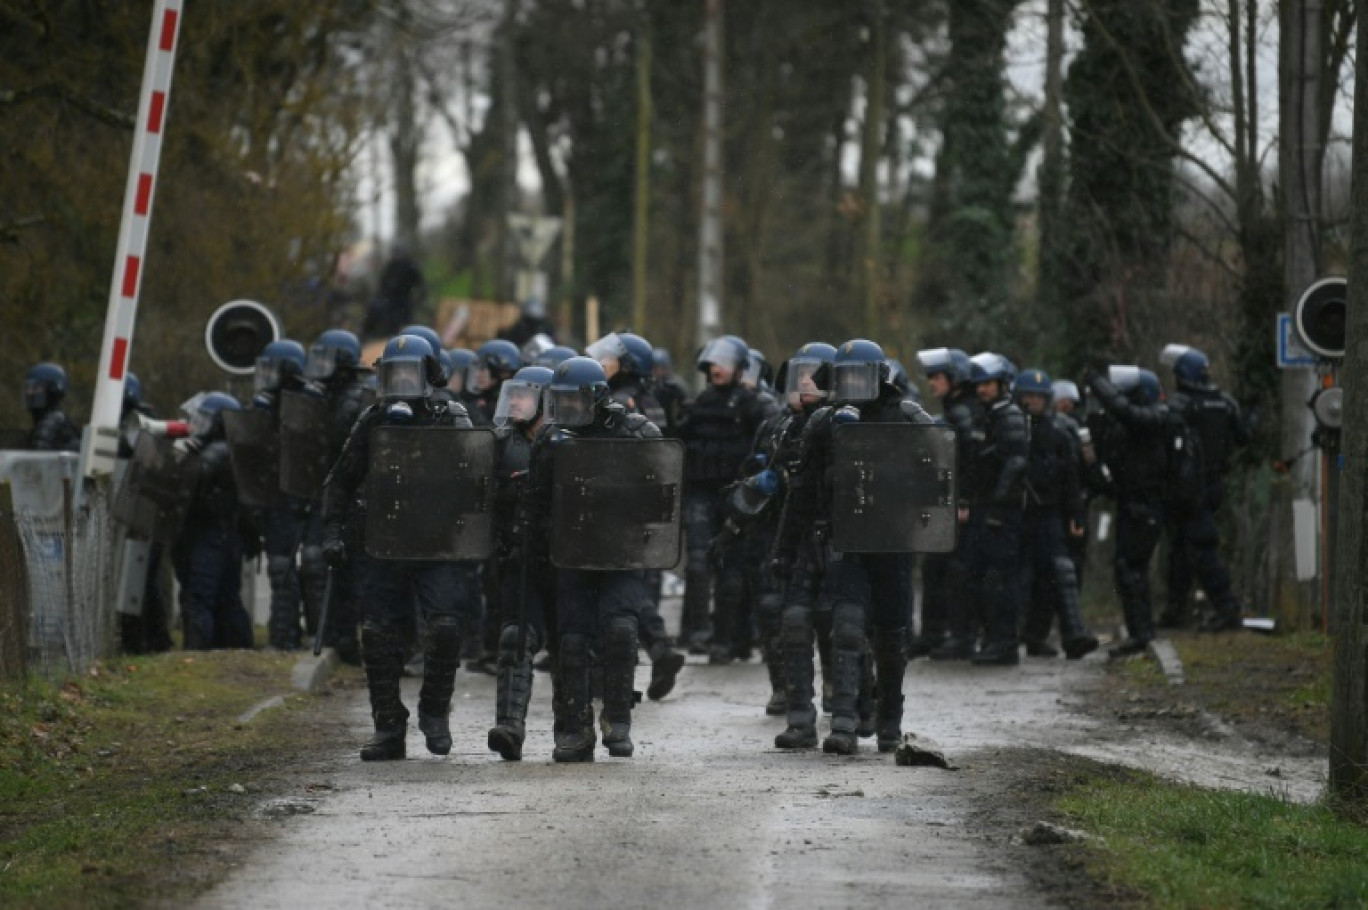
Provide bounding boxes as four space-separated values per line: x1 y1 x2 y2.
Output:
1087 630 1328 758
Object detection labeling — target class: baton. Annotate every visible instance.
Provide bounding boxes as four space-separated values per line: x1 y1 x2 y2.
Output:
312 564 336 656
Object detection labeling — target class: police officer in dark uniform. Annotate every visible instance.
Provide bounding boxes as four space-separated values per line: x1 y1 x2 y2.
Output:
1161 346 1250 631
678 336 776 661
248 340 311 650
586 331 684 698
1014 369 1099 659
300 329 369 660
465 339 525 425
773 340 934 754
322 335 478 761
524 357 664 762
442 348 477 399
172 392 257 650
916 348 982 659
116 373 174 655
487 366 555 761
949 353 1029 666
1085 366 1171 657
24 362 81 452
652 347 690 437
497 298 557 348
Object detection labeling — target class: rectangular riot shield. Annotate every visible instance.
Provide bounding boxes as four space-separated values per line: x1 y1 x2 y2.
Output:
364 426 496 561
112 434 197 544
830 423 957 554
551 438 684 570
223 409 286 509
279 390 332 500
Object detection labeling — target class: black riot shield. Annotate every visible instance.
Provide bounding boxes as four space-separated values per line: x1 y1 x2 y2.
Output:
830 423 957 554
223 409 286 509
112 434 198 544
364 426 496 561
551 438 684 570
279 390 332 500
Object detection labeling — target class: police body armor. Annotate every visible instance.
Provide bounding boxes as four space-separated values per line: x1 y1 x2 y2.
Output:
681 384 758 485
551 437 685 570
828 422 957 553
223 409 286 509
112 433 198 544
363 425 496 561
278 390 332 499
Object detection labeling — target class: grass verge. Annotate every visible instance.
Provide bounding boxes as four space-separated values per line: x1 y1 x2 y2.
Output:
1054 765 1368 909
0 651 341 909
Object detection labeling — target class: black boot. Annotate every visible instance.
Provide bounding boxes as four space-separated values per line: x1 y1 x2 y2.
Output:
857 646 876 739
822 646 862 755
360 622 409 761
928 637 973 660
764 648 787 716
775 608 818 749
1109 592 1155 659
1053 556 1099 659
552 634 596 762
417 615 461 755
872 631 907 753
488 625 537 762
600 618 638 757
971 640 1021 666
646 639 685 701
680 569 712 653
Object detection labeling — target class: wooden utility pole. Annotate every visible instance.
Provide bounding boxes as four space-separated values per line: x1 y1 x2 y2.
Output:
498 0 519 302
1276 0 1324 627
696 0 724 348
1329 0 1368 807
858 0 886 339
632 18 652 334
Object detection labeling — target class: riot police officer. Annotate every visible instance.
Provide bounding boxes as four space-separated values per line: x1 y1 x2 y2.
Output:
524 357 665 762
1161 346 1250 631
116 372 174 655
535 344 579 370
651 347 690 437
773 339 934 754
299 328 369 659
916 348 981 659
322 335 478 761
442 348 476 398
950 353 1029 666
677 336 776 661
487 366 556 761
248 340 310 650
24 362 80 452
1084 366 1170 657
1013 370 1098 659
465 339 525 424
172 392 257 650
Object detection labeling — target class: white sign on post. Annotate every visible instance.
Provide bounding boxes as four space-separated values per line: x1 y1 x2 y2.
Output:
1277 313 1318 369
507 214 562 268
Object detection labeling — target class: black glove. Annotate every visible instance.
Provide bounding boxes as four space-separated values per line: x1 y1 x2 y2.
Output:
322 534 347 568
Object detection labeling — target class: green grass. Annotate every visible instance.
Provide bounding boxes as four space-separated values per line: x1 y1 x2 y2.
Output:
1057 769 1368 909
0 652 317 908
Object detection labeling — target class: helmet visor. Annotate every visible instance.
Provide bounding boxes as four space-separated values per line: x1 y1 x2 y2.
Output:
915 347 952 377
1107 365 1141 392
305 344 338 380
545 387 594 427
783 357 827 408
493 380 544 428
254 357 282 395
832 361 879 402
446 367 466 394
520 333 556 362
741 357 764 388
697 338 744 372
22 380 48 412
378 360 430 400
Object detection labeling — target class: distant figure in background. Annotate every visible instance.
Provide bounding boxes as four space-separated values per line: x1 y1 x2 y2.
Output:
117 373 174 656
363 245 426 338
497 298 557 348
24 362 80 452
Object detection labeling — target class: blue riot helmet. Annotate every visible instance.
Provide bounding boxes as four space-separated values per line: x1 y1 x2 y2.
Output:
376 334 438 401
470 339 524 392
535 345 578 369
1013 368 1053 413
23 362 68 412
1051 380 1080 406
830 339 887 403
305 329 361 381
123 372 142 413
1107 365 1162 406
254 339 307 395
544 356 609 427
652 347 673 374
741 348 774 390
695 335 750 378
886 359 911 396
618 333 656 378
399 325 447 383
586 332 630 377
493 365 555 429
520 332 556 364
915 347 953 378
181 391 241 439
777 342 836 408
1172 347 1212 391
522 297 547 319
443 348 476 393
968 352 1012 384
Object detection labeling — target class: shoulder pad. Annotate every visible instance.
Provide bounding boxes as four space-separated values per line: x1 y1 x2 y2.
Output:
548 428 575 445
833 405 861 425
899 399 932 424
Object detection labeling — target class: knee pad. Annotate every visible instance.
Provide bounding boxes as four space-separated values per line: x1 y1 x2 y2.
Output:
299 545 325 578
780 605 814 645
602 616 637 661
1052 557 1079 594
830 602 866 651
560 632 591 666
266 555 294 583
498 622 540 656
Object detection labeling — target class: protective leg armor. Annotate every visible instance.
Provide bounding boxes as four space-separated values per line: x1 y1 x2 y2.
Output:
417 615 462 755
599 617 638 757
489 624 538 761
360 621 408 761
552 633 596 762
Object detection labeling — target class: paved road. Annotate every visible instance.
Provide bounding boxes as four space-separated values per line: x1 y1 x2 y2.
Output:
193 633 1326 910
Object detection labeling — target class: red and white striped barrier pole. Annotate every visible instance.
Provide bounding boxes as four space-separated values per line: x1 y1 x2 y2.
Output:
82 0 184 479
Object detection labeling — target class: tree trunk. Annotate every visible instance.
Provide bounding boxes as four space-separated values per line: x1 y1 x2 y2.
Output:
696 0 724 346
632 19 652 334
858 0 886 339
389 47 422 256
1036 0 1065 311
